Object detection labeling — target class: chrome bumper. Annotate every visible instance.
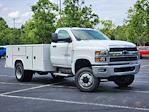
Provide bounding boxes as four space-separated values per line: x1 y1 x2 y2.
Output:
92 63 140 78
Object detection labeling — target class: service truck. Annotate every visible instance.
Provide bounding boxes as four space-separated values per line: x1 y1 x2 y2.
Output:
5 28 140 92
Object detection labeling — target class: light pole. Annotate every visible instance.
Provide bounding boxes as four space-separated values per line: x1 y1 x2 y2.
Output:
59 0 62 18
12 18 17 44
13 18 16 29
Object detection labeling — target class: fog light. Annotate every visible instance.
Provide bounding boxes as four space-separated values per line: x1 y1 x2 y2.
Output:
98 68 106 72
95 57 106 62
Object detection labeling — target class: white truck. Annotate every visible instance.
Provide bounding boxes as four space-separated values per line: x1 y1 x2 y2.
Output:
6 28 140 92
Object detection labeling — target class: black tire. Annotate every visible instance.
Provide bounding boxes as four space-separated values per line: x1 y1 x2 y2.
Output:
51 73 65 80
3 53 6 57
140 55 143 59
15 62 33 82
113 75 135 87
75 67 99 92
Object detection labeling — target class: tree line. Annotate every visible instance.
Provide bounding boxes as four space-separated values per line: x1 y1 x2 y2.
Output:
0 0 148 45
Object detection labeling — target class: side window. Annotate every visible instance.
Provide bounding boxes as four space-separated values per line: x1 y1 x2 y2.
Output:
58 30 70 42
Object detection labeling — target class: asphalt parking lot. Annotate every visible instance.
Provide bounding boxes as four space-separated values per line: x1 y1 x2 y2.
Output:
0 59 149 112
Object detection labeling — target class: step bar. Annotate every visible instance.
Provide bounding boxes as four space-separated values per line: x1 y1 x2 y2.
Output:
53 73 74 77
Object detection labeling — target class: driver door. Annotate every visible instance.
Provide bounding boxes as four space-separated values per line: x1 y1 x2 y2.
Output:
51 30 72 67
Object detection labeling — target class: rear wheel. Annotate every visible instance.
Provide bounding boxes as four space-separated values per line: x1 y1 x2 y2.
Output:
113 75 134 87
15 62 33 82
75 67 99 92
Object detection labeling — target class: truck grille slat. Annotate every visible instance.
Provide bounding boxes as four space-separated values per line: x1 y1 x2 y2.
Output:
110 48 137 52
109 47 138 62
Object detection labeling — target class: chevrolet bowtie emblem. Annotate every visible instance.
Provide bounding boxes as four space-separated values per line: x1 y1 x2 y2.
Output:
122 50 128 55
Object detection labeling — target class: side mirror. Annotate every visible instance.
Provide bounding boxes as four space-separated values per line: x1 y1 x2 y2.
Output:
52 33 58 43
65 38 72 43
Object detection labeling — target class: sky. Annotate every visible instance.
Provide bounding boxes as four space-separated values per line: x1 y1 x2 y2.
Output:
0 0 138 28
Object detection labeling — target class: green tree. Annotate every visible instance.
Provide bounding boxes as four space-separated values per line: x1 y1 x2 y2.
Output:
57 0 99 28
99 20 116 39
20 20 40 44
0 18 21 45
125 0 149 45
0 17 8 45
21 0 58 44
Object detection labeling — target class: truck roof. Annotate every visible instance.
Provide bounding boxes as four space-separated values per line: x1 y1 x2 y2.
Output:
57 27 95 31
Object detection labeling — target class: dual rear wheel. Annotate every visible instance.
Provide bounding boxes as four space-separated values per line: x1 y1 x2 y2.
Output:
15 62 65 82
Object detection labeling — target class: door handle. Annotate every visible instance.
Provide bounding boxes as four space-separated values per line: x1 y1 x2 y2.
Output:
52 45 57 48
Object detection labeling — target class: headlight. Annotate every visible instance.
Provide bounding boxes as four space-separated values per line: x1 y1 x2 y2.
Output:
95 50 107 62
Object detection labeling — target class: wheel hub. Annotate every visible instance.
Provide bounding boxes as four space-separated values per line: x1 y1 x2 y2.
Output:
82 76 89 83
79 73 93 88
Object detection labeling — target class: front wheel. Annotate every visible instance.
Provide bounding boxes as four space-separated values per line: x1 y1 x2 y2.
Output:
75 67 99 92
113 75 135 87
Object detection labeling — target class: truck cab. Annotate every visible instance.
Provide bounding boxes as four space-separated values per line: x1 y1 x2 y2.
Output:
6 27 140 92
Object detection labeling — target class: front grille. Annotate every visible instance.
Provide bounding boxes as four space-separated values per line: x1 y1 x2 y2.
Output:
110 57 137 62
114 67 135 72
110 47 137 52
109 47 138 62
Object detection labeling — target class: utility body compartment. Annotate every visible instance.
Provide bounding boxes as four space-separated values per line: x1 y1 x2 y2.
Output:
5 44 55 72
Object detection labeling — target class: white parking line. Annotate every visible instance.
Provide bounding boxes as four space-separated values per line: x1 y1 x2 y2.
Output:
0 82 64 95
0 81 76 89
1 81 149 95
0 94 149 111
1 80 149 94
135 81 149 84
131 90 149 94
137 72 149 74
141 65 149 68
0 75 14 78
0 81 42 86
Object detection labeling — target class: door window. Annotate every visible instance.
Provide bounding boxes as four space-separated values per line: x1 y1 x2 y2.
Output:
58 30 70 42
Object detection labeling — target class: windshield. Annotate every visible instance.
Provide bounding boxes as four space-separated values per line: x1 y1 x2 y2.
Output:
71 29 109 41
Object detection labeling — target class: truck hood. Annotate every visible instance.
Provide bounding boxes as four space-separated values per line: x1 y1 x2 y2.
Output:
75 40 136 50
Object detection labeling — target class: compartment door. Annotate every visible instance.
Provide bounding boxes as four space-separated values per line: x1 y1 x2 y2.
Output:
33 46 43 71
24 46 33 70
5 47 13 68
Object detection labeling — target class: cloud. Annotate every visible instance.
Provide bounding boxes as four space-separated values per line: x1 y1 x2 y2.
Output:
8 11 20 18
0 3 9 12
16 18 23 24
19 11 33 25
0 4 3 8
10 11 33 26
7 11 32 25
3 7 8 11
21 11 33 18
